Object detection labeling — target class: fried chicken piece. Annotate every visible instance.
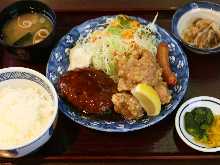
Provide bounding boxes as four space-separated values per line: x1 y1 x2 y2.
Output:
116 48 172 105
112 93 144 120
154 82 171 104
117 48 162 92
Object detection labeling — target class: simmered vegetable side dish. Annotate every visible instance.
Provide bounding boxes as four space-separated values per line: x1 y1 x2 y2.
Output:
182 19 220 49
59 15 177 120
184 107 220 147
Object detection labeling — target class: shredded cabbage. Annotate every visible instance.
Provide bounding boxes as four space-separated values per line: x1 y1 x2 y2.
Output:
70 15 160 80
91 35 130 76
134 24 159 55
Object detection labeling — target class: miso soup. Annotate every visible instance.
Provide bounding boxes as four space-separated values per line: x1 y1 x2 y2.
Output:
2 12 53 46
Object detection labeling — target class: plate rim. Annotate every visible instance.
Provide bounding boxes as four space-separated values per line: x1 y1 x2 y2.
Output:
46 15 189 132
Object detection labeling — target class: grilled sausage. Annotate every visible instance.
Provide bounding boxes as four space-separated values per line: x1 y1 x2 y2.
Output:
156 42 177 86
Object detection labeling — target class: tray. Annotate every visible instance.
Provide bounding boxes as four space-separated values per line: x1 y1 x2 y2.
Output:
1 0 220 164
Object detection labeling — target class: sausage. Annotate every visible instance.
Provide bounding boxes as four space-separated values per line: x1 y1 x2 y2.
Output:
156 42 177 86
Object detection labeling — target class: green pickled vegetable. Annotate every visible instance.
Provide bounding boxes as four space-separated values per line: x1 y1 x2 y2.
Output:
184 107 214 142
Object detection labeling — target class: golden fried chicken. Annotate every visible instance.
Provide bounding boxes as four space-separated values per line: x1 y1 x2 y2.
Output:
154 82 171 104
116 48 171 104
112 93 144 120
117 48 162 92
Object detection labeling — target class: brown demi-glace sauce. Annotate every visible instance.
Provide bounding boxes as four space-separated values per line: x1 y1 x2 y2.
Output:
59 67 118 118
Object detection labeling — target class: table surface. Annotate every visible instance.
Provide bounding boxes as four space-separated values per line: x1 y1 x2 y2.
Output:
0 0 220 164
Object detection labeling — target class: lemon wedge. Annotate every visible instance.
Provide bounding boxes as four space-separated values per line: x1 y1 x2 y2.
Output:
131 83 161 116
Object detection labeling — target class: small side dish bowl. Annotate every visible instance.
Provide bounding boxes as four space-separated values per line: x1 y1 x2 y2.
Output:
172 1 220 54
175 96 220 152
0 0 56 62
0 67 58 158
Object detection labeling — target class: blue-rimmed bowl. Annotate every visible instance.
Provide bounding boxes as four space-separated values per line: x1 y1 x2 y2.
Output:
172 1 220 54
0 67 58 158
46 15 189 132
175 96 220 152
0 0 56 62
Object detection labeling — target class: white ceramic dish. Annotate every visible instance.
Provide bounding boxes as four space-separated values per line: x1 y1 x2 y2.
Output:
175 96 220 152
177 8 220 38
0 67 58 158
172 1 220 54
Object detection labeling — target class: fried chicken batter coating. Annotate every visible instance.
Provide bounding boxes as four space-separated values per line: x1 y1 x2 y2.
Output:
112 92 144 120
116 48 171 104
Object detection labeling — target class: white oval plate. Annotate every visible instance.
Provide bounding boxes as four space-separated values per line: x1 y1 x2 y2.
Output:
175 96 220 152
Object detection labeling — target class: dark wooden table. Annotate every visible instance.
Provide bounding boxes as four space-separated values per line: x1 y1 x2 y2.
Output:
0 0 220 164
